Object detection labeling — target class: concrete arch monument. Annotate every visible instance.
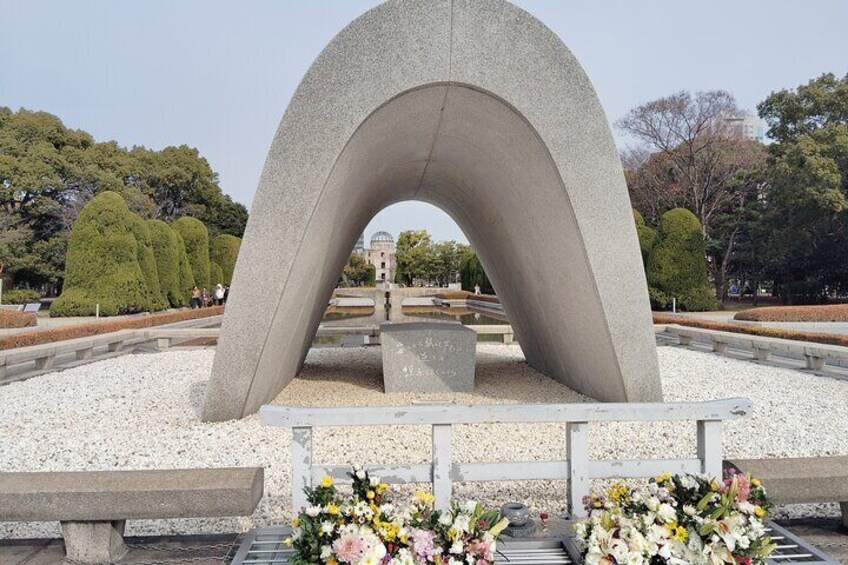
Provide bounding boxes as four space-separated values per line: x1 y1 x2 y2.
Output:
203 0 662 421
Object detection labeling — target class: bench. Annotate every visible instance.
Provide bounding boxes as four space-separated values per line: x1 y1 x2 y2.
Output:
726 457 848 528
0 467 264 564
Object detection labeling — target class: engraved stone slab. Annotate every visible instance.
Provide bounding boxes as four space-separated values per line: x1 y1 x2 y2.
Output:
380 322 475 393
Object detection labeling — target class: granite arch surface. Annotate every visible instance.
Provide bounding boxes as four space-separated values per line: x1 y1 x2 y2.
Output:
203 0 662 421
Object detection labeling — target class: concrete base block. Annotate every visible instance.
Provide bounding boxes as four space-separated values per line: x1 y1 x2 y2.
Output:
711 340 728 353
157 338 172 350
34 356 54 370
0 364 5 380
678 335 693 346
61 520 127 564
76 348 93 361
107 342 123 353
381 322 476 393
752 347 771 362
805 355 826 370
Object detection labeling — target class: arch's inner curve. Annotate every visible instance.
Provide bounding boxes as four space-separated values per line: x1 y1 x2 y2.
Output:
223 83 652 417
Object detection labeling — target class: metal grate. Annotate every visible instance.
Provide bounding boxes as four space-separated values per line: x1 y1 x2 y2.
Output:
231 521 837 565
230 526 572 565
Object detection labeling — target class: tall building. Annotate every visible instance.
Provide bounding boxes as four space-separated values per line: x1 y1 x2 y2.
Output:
724 114 766 142
361 231 396 284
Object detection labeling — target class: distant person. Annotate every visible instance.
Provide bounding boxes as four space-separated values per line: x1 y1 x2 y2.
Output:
223 285 230 304
474 284 481 295
190 286 201 309
201 287 210 307
214 283 225 306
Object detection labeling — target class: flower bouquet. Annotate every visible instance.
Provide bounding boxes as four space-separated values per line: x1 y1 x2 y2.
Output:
285 466 510 565
573 471 776 565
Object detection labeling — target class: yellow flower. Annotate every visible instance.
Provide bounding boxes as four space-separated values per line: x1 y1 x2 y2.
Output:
367 490 375 499
413 490 435 505
754 506 766 518
671 526 688 542
321 476 335 488
292 517 300 527
655 473 671 484
376 483 389 494
608 482 630 503
711 479 721 492
327 503 341 515
327 560 338 565
751 478 761 488
283 537 293 547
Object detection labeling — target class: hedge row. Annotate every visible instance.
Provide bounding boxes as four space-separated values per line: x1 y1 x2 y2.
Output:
734 304 848 322
0 311 38 329
1 289 41 305
653 314 848 348
0 306 224 351
435 290 501 304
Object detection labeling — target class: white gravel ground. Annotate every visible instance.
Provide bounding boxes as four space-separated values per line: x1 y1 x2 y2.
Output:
1 344 847 539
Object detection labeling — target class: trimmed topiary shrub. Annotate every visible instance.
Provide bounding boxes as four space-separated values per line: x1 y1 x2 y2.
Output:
130 215 167 311
210 261 224 286
174 231 196 302
147 219 188 308
646 208 717 312
210 234 241 285
172 217 210 290
633 210 658 268
1 289 41 305
51 192 154 317
460 252 494 294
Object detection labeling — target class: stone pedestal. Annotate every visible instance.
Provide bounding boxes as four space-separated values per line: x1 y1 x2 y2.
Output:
61 520 127 563
380 322 476 393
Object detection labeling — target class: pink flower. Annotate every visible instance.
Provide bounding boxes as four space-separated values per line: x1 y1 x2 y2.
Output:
411 529 436 561
333 533 365 563
468 539 494 561
724 474 751 502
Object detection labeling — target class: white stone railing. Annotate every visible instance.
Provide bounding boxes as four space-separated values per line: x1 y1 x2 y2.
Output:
259 398 752 515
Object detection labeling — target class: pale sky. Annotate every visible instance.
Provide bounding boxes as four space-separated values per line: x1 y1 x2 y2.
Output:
2 1 846 243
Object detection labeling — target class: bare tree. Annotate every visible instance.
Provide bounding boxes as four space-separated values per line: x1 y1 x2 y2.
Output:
618 90 766 299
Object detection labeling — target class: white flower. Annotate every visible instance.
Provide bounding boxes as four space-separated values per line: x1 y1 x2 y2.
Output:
320 520 334 535
453 514 471 533
356 469 366 480
439 513 453 526
683 504 697 517
320 545 333 559
450 540 464 554
657 503 677 524
370 476 381 486
305 505 321 517
463 500 478 513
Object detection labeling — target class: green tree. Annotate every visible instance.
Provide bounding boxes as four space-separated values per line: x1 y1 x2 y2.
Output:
646 208 717 311
757 73 848 303
633 209 657 268
174 231 196 302
172 216 211 290
460 252 494 294
130 215 167 311
147 219 188 307
51 192 154 316
394 230 433 285
340 253 376 287
210 261 224 286
0 107 248 291
210 234 241 285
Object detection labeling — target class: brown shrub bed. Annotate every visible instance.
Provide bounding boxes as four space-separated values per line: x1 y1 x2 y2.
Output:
435 290 500 304
0 306 224 351
0 311 38 329
653 314 848 348
734 304 848 322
